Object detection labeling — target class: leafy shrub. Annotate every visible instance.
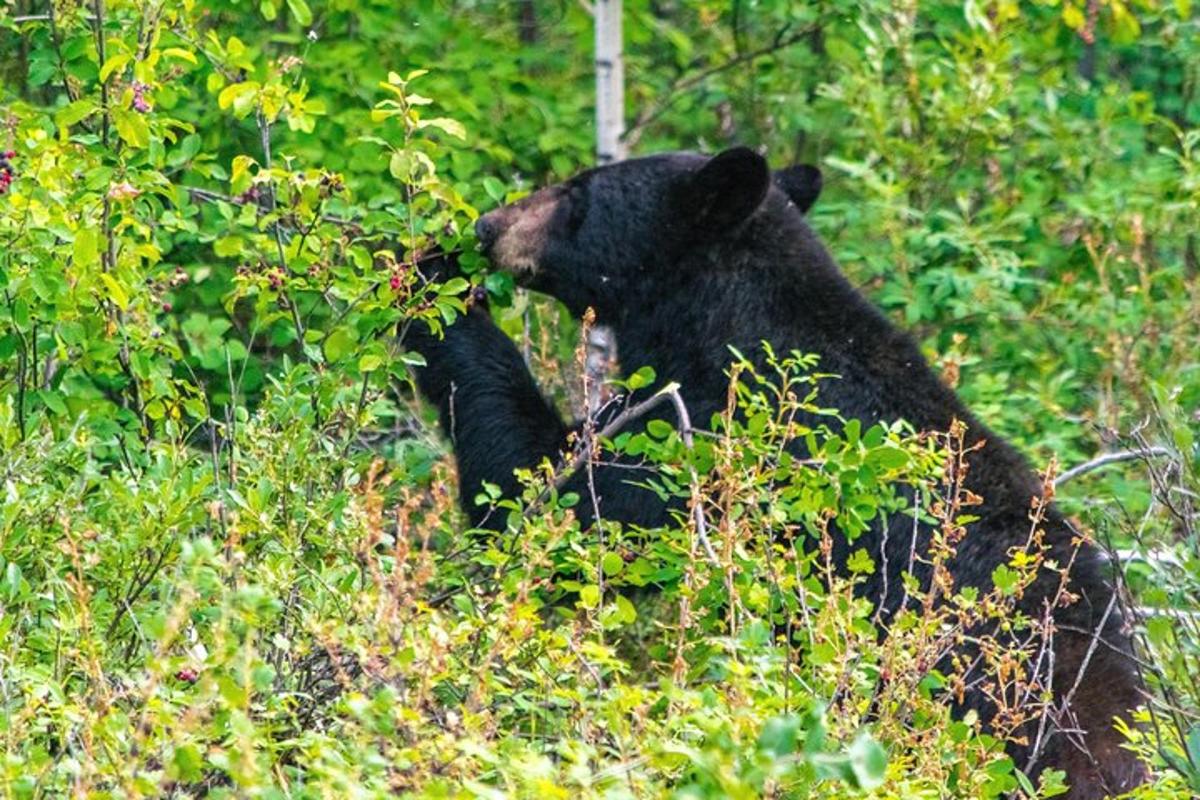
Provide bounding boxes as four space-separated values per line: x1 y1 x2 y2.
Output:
0 0 1197 797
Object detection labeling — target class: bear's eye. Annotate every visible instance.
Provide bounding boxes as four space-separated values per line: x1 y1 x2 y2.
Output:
564 181 589 237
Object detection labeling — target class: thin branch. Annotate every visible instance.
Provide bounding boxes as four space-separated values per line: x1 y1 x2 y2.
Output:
661 383 720 566
1054 446 1173 487
542 382 719 566
544 388 676 494
623 23 818 148
185 186 357 228
1061 591 1119 713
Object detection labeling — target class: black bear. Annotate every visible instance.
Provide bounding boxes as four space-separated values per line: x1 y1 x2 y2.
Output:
407 148 1145 798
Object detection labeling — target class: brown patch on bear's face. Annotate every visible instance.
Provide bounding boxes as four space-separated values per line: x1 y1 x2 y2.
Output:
474 186 566 282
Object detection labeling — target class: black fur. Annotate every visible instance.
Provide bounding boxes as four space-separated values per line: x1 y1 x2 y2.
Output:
406 149 1145 799
774 163 823 213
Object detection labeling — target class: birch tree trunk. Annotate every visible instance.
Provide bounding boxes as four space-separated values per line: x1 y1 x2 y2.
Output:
588 0 625 412
595 0 626 164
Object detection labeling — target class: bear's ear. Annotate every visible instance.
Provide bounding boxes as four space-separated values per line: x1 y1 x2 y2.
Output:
678 146 771 231
774 164 822 214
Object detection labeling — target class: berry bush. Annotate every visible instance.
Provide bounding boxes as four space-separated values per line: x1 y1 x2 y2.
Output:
0 0 1197 797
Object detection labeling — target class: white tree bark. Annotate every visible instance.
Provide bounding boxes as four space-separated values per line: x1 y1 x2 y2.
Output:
588 0 625 412
594 0 626 164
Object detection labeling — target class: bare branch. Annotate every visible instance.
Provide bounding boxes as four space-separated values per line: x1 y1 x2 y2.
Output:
661 383 720 566
623 23 819 149
538 382 720 566
185 186 357 228
1054 446 1173 487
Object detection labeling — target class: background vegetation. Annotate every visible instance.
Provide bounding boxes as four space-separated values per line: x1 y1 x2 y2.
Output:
0 0 1197 796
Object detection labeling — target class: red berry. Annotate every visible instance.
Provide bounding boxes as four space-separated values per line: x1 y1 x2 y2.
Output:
2 151 13 159
174 667 199 683
161 302 172 312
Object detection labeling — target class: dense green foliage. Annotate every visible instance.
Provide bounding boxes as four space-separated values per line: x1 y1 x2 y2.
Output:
0 0 1197 796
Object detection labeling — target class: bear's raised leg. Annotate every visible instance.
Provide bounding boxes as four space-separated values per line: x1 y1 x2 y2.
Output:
404 303 570 528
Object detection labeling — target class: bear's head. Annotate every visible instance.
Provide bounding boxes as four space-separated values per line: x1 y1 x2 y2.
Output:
474 147 821 319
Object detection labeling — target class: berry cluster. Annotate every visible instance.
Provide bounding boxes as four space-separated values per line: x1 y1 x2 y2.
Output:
174 667 199 683
0 150 15 194
142 266 190 315
130 81 152 113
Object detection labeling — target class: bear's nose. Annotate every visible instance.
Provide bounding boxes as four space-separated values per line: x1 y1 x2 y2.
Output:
475 213 501 254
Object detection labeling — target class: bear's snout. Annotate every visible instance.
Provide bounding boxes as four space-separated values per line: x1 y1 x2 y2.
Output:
475 213 502 254
474 190 562 280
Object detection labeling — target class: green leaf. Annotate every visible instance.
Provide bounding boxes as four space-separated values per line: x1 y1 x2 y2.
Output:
218 82 259 117
230 155 256 194
389 151 411 181
601 552 624 577
482 176 506 204
613 594 636 624
99 273 130 311
171 743 204 781
417 117 466 139
578 585 601 609
646 419 674 439
867 446 910 471
11 298 29 328
626 365 656 390
37 390 67 416
438 277 469 296
1061 4 1085 30
758 715 801 758
213 237 244 258
1014 767 1036 796
3 562 22 601
99 53 131 83
484 271 514 305
847 548 875 575
112 108 150 148
1109 0 1141 44
847 732 887 790
991 564 1019 597
1187 725 1200 771
323 328 357 363
1174 425 1194 460
286 0 312 26
55 99 98 128
73 227 99 269
161 47 198 65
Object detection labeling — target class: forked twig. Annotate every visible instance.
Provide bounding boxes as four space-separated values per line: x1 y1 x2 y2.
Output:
545 382 719 566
